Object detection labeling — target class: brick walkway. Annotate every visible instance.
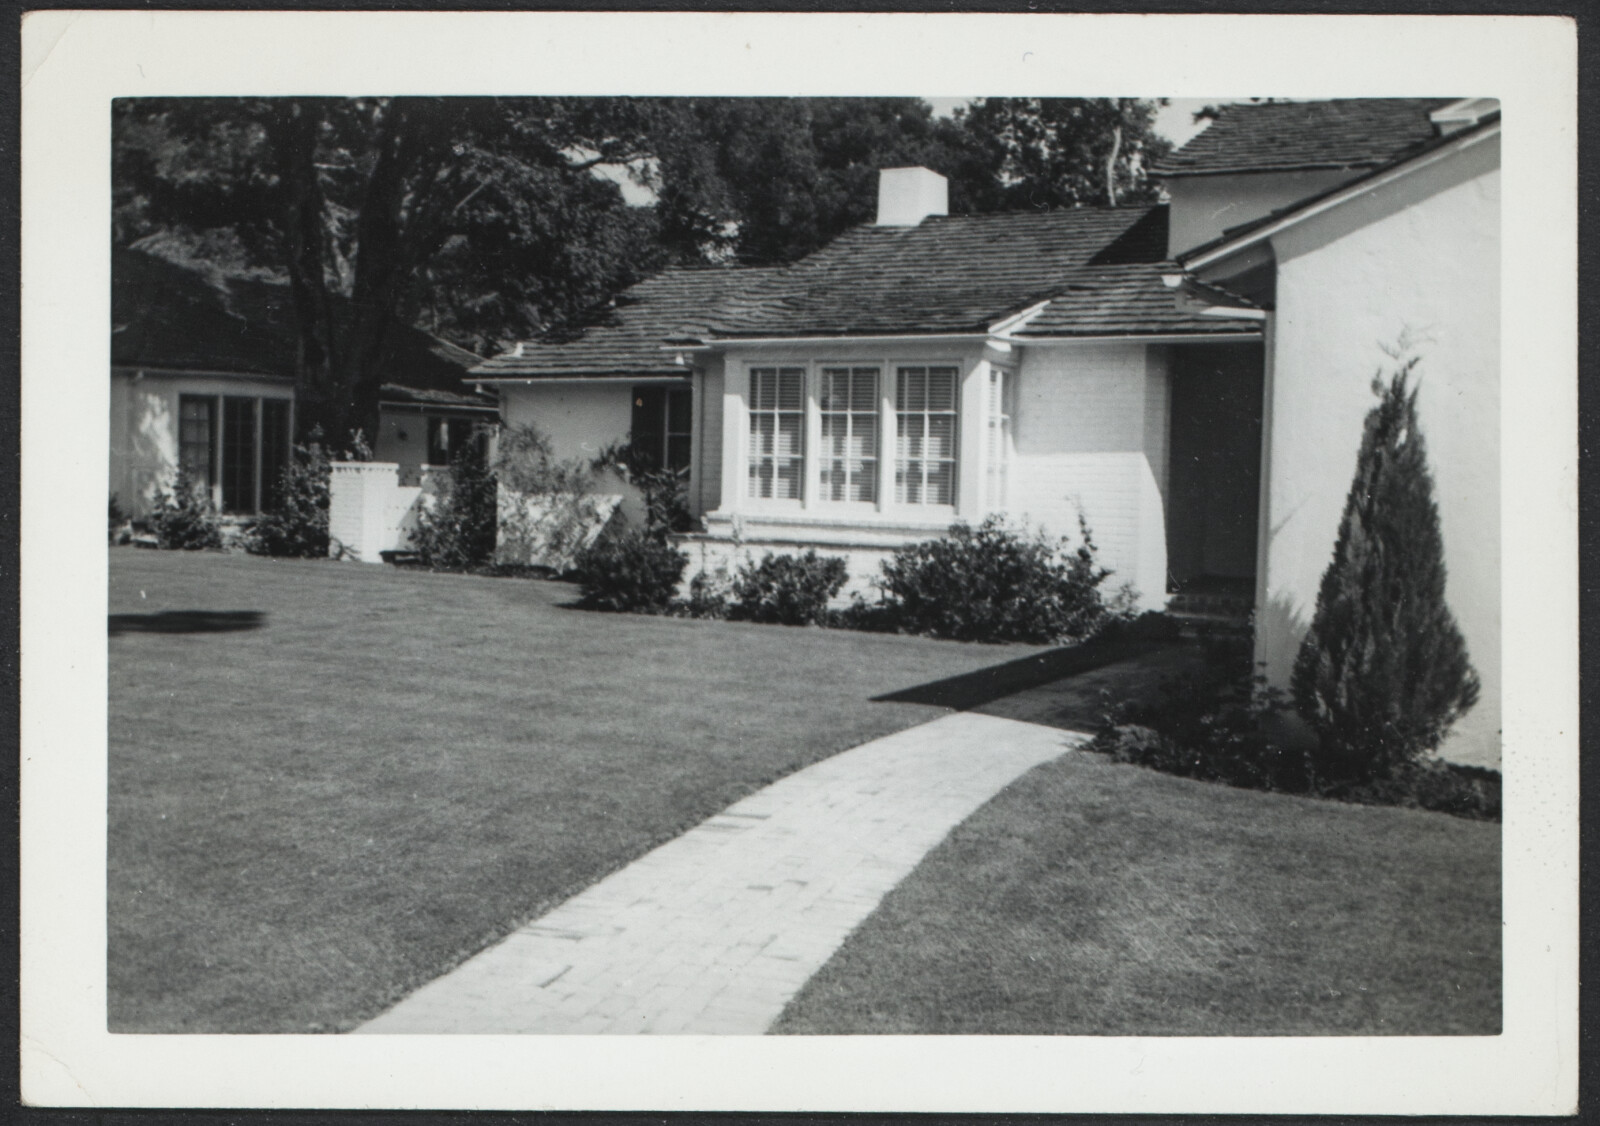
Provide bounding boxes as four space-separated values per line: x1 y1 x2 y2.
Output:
356 711 1086 1035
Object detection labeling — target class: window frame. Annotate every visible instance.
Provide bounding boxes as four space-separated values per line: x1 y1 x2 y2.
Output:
741 358 967 517
176 391 294 515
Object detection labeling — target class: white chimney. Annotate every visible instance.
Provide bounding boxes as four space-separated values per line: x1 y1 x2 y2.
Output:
875 166 949 227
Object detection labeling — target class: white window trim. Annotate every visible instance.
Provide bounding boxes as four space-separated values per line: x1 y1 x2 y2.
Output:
740 358 965 519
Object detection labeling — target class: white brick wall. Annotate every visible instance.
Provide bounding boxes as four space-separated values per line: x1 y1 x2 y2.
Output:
1005 343 1169 609
328 462 426 563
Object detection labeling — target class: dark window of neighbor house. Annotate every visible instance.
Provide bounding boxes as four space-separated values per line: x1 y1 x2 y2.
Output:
221 397 258 514
427 416 486 468
631 385 693 474
178 395 216 500
178 393 291 515
260 398 292 509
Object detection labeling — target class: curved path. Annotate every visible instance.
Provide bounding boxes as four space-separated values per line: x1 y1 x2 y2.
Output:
357 711 1086 1035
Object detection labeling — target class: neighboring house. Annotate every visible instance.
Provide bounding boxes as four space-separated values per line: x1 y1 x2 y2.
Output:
111 247 495 518
473 97 1501 766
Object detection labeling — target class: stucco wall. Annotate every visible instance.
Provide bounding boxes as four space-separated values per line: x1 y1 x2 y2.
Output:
1165 169 1358 259
108 369 293 518
1256 134 1500 767
499 381 636 465
1007 342 1169 609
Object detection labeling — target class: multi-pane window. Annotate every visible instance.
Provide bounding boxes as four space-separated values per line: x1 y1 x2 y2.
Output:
427 417 483 468
818 366 880 503
176 392 291 514
178 395 215 499
748 366 805 500
985 366 1011 510
631 386 693 473
895 365 959 506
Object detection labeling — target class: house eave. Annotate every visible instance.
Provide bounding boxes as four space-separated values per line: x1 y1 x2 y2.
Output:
1180 119 1501 272
472 373 693 385
1006 330 1263 345
112 364 296 385
670 332 993 349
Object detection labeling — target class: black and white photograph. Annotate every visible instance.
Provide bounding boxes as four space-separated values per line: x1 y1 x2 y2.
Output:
19 10 1578 1115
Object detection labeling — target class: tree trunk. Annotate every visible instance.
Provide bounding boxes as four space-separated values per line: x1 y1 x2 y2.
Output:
267 99 344 441
1105 123 1122 207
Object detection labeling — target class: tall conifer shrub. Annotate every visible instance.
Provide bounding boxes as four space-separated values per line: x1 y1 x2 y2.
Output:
1291 359 1479 781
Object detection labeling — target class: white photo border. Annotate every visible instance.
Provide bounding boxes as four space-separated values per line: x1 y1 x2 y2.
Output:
19 10 1579 1113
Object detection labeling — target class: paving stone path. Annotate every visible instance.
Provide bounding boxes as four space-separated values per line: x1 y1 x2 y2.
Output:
357 711 1086 1035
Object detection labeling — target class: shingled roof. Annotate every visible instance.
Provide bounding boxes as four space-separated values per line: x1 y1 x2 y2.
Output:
112 247 488 402
1012 264 1262 338
672 207 1167 340
470 266 776 379
1151 98 1457 176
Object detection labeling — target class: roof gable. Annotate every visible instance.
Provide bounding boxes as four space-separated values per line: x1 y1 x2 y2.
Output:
1152 98 1457 176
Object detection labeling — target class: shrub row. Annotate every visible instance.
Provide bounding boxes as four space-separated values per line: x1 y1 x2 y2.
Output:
574 512 1120 645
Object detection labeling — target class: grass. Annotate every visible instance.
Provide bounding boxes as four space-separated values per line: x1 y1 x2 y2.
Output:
108 549 1054 1033
773 751 1501 1035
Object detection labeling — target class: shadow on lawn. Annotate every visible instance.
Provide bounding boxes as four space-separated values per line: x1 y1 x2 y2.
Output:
109 610 265 637
874 632 1160 715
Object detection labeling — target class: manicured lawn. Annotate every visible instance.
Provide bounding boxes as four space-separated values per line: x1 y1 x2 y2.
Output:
108 549 1051 1033
773 751 1501 1035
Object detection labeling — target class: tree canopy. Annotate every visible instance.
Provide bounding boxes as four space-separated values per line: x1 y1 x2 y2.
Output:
114 96 1169 442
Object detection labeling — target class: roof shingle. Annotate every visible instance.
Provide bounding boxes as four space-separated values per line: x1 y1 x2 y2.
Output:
470 266 776 378
1012 265 1261 338
1151 98 1457 176
675 207 1166 339
112 247 487 402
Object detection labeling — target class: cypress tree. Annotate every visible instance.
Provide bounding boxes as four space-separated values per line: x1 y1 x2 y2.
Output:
1291 359 1480 781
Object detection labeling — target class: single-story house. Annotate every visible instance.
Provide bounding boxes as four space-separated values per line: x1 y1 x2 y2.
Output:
471 97 1500 767
110 247 496 519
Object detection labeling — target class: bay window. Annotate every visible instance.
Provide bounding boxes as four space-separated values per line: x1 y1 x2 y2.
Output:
818 366 880 503
744 360 970 511
894 365 959 506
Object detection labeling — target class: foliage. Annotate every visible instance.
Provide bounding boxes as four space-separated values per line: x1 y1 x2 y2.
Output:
148 465 224 550
679 568 732 620
941 98 1171 211
491 425 614 572
109 495 130 545
647 97 1169 266
114 97 668 439
409 445 499 570
243 441 332 558
1291 359 1480 783
875 513 1115 644
1094 656 1308 793
729 551 849 626
575 525 688 614
1093 632 1498 820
